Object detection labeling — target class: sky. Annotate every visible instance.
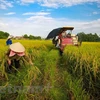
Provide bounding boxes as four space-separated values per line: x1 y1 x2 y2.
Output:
0 0 100 38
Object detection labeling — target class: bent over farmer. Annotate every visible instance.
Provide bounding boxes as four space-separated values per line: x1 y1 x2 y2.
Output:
4 42 33 73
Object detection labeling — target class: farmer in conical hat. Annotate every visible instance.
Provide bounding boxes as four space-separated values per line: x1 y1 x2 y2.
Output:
5 42 33 73
6 35 13 45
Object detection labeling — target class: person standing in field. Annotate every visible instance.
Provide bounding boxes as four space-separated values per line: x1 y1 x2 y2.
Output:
6 35 13 45
57 31 67 56
4 42 33 73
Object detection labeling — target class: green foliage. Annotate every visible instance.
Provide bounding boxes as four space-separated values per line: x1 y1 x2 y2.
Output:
23 34 41 40
77 32 100 42
23 34 28 38
0 31 9 39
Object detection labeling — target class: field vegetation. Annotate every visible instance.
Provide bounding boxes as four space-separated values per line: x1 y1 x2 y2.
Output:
0 39 100 100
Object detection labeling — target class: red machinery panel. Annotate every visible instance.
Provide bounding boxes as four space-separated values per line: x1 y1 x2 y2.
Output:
61 38 73 46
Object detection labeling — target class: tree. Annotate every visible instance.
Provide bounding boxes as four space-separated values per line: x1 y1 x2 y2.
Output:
0 31 9 39
77 32 100 42
29 35 34 39
23 34 29 38
23 34 41 40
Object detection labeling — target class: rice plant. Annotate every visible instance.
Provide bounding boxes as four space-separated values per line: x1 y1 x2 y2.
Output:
0 40 100 100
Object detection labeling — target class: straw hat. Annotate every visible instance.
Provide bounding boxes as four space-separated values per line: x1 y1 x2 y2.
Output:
9 42 25 52
7 35 12 39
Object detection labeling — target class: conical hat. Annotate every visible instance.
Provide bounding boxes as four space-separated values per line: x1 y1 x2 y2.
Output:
7 35 12 39
9 42 25 52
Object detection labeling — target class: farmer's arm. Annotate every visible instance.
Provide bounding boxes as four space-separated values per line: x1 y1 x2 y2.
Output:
5 49 11 65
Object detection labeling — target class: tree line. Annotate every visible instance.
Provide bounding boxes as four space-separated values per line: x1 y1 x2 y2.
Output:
0 31 41 40
0 30 100 42
77 32 100 42
23 34 41 40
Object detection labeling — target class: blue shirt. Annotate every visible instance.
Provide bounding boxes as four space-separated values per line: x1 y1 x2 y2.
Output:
6 39 12 45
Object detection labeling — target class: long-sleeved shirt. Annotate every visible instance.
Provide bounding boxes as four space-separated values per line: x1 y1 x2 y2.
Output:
6 39 12 45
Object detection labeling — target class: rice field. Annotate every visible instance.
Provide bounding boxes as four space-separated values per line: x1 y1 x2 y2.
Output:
0 39 100 100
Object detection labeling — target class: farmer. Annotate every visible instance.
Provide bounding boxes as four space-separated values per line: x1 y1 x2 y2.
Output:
6 35 13 45
61 31 67 38
56 31 67 56
52 36 59 47
4 42 33 73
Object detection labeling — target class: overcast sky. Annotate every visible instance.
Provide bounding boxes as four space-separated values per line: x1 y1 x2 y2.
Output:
0 0 100 38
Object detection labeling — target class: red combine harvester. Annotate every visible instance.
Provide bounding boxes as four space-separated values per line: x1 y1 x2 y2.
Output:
46 26 79 55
